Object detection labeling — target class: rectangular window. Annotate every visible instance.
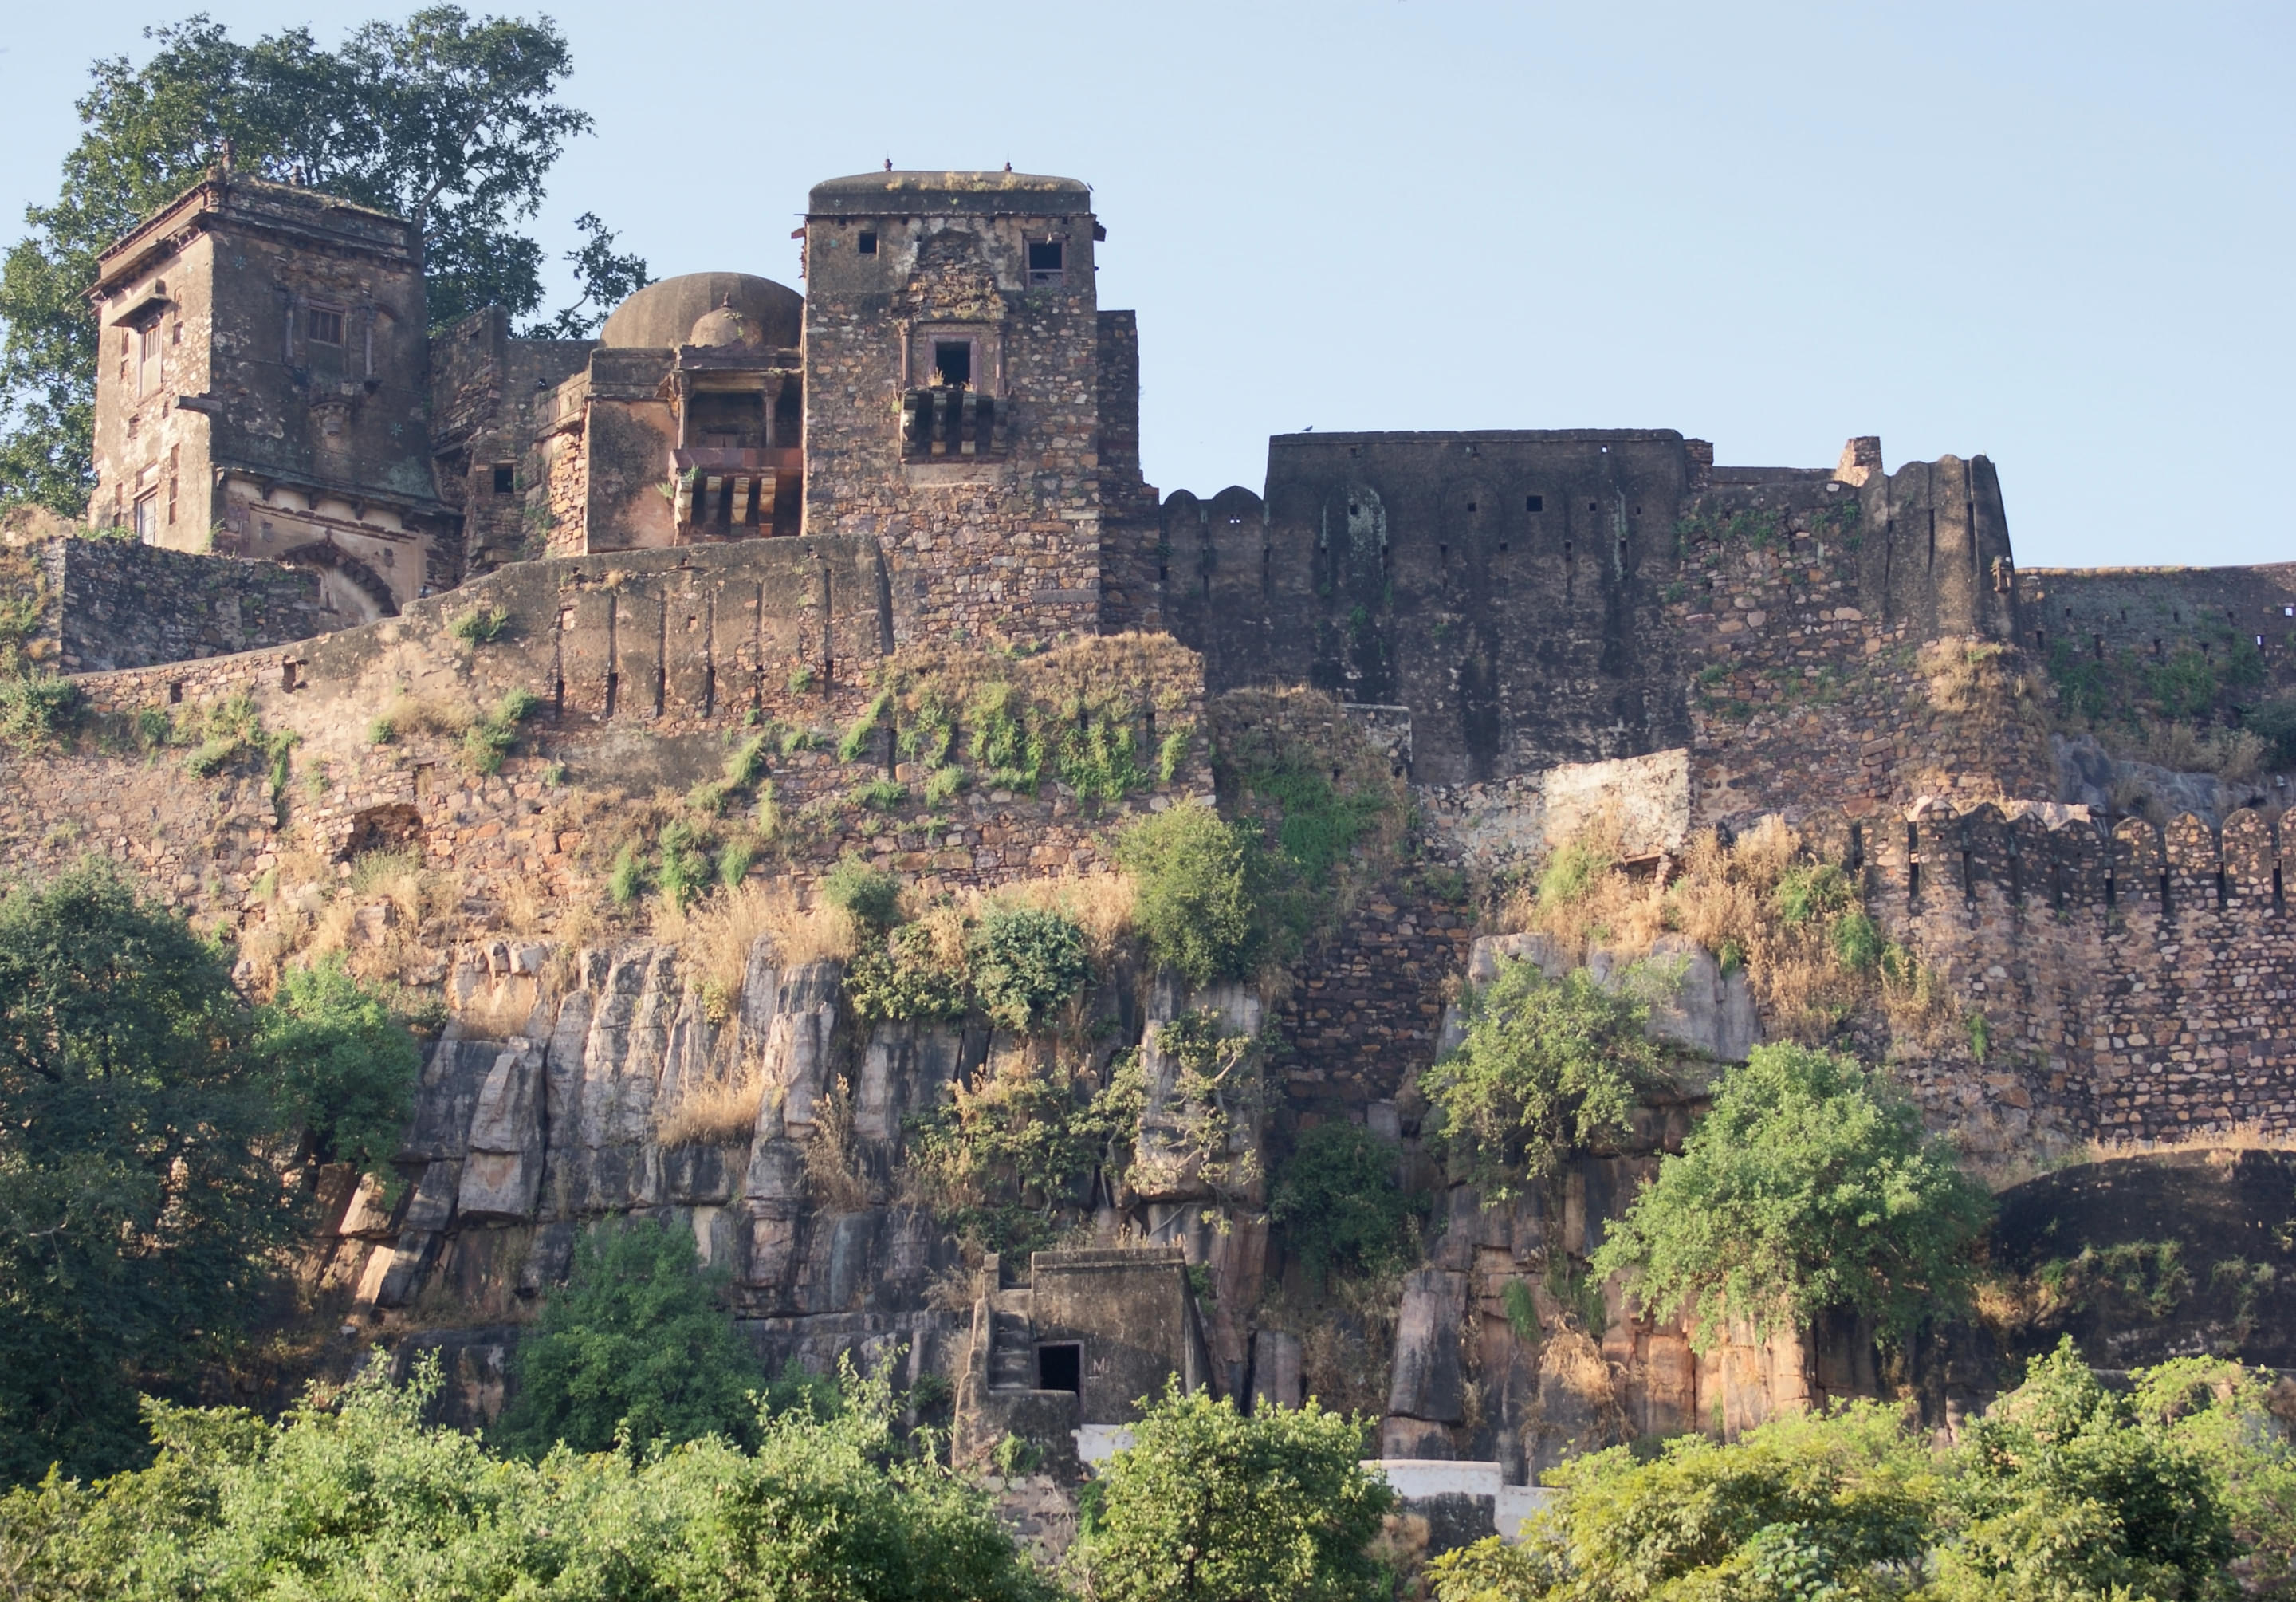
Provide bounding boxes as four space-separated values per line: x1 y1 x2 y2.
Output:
492 463 515 494
1036 1342 1081 1394
132 491 158 544
933 339 973 389
139 323 163 395
1027 239 1065 287
1525 494 1543 512
857 230 877 256
307 307 345 345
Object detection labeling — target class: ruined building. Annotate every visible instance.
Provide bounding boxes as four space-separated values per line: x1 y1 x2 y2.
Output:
18 164 2296 1542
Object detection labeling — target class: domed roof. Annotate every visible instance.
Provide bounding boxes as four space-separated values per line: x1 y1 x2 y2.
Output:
598 272 801 350
686 297 765 349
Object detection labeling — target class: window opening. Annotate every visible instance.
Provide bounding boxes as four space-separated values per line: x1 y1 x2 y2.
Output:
1466 500 1477 513
1027 239 1065 286
307 307 344 345
132 491 158 544
933 340 973 388
2035 629 2046 651
857 230 877 255
1037 1342 1082 1394
1525 494 1543 512
493 463 515 494
138 322 163 394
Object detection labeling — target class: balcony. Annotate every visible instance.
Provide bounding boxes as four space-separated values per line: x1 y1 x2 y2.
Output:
902 387 1006 462
671 446 799 537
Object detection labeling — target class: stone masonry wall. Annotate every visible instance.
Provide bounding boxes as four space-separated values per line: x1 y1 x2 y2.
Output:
36 535 336 671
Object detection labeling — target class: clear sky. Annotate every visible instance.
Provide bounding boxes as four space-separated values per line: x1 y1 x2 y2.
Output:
3 2 2289 568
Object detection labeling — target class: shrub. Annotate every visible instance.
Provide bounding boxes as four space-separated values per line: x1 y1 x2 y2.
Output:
608 841 648 906
1591 1042 1992 1349
655 819 712 911
820 854 901 934
254 954 422 1186
458 687 539 775
1419 959 1663 1202
1269 1120 1417 1283
2247 695 2296 770
0 669 81 747
494 1218 765 1458
1073 1380 1394 1602
446 602 510 644
1111 801 1262 986
854 777 909 811
838 689 892 762
845 922 971 1024
969 906 1091 1033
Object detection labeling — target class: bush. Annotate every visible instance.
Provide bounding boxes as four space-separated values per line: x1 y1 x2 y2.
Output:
1419 959 1663 1202
2247 695 2296 770
446 602 510 644
1073 1380 1394 1602
494 1218 766 1458
655 818 712 910
845 923 971 1025
458 687 539 775
254 955 421 1185
820 854 901 934
1111 800 1263 986
969 906 1091 1033
2 1350 1053 1601
0 668 81 747
1592 1042 1992 1349
1270 1120 1417 1283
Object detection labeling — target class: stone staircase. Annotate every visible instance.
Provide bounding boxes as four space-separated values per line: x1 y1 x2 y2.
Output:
988 1289 1036 1391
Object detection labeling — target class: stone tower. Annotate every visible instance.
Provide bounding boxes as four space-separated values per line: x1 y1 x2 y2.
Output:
88 165 453 617
799 170 1131 646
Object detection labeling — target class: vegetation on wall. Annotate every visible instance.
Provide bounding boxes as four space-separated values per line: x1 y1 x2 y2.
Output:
1268 1120 1421 1285
1516 813 1955 1049
1590 1043 1993 1352
2048 625 2276 781
1419 960 1665 1203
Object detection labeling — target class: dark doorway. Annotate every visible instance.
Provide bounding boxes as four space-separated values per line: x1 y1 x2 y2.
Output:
934 340 973 388
1036 1342 1081 1394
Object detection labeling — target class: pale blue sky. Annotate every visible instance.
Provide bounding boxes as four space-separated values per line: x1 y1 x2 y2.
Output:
3 2 2289 567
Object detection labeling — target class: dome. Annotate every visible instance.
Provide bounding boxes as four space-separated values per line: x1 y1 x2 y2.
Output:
686 298 765 349
598 272 801 350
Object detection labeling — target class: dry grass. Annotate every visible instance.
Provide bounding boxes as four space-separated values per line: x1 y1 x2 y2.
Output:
981 870 1138 965
454 978 544 1040
652 878 828 1019
1919 637 2049 727
2105 718 2270 786
803 1073 873 1213
375 691 476 740
655 1063 768 1147
1507 812 1956 1049
924 1257 993 1313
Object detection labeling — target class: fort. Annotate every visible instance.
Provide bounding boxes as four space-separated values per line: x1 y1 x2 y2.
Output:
8 160 2295 1549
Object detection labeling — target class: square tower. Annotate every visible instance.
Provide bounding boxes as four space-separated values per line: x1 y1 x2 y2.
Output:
88 168 453 616
800 171 1114 645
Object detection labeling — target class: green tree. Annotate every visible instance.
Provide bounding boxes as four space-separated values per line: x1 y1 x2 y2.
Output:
0 10 618 514
0 860 294 1485
1934 1339 2237 1601
1418 959 1664 1203
1592 1043 1991 1352
1111 800 1264 987
493 1218 766 1458
1073 1380 1394 1602
1269 1120 1417 1284
253 954 421 1185
1431 1403 1940 1602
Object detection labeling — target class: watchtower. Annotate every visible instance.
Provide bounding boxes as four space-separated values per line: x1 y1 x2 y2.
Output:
87 163 452 617
799 170 1118 645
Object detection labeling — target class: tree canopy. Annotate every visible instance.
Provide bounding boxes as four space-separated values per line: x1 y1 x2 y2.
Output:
1073 1381 1394 1602
1590 1043 1992 1350
493 1218 770 1459
1418 958 1665 1203
0 10 643 513
1 1352 1055 1601
0 860 422 1486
